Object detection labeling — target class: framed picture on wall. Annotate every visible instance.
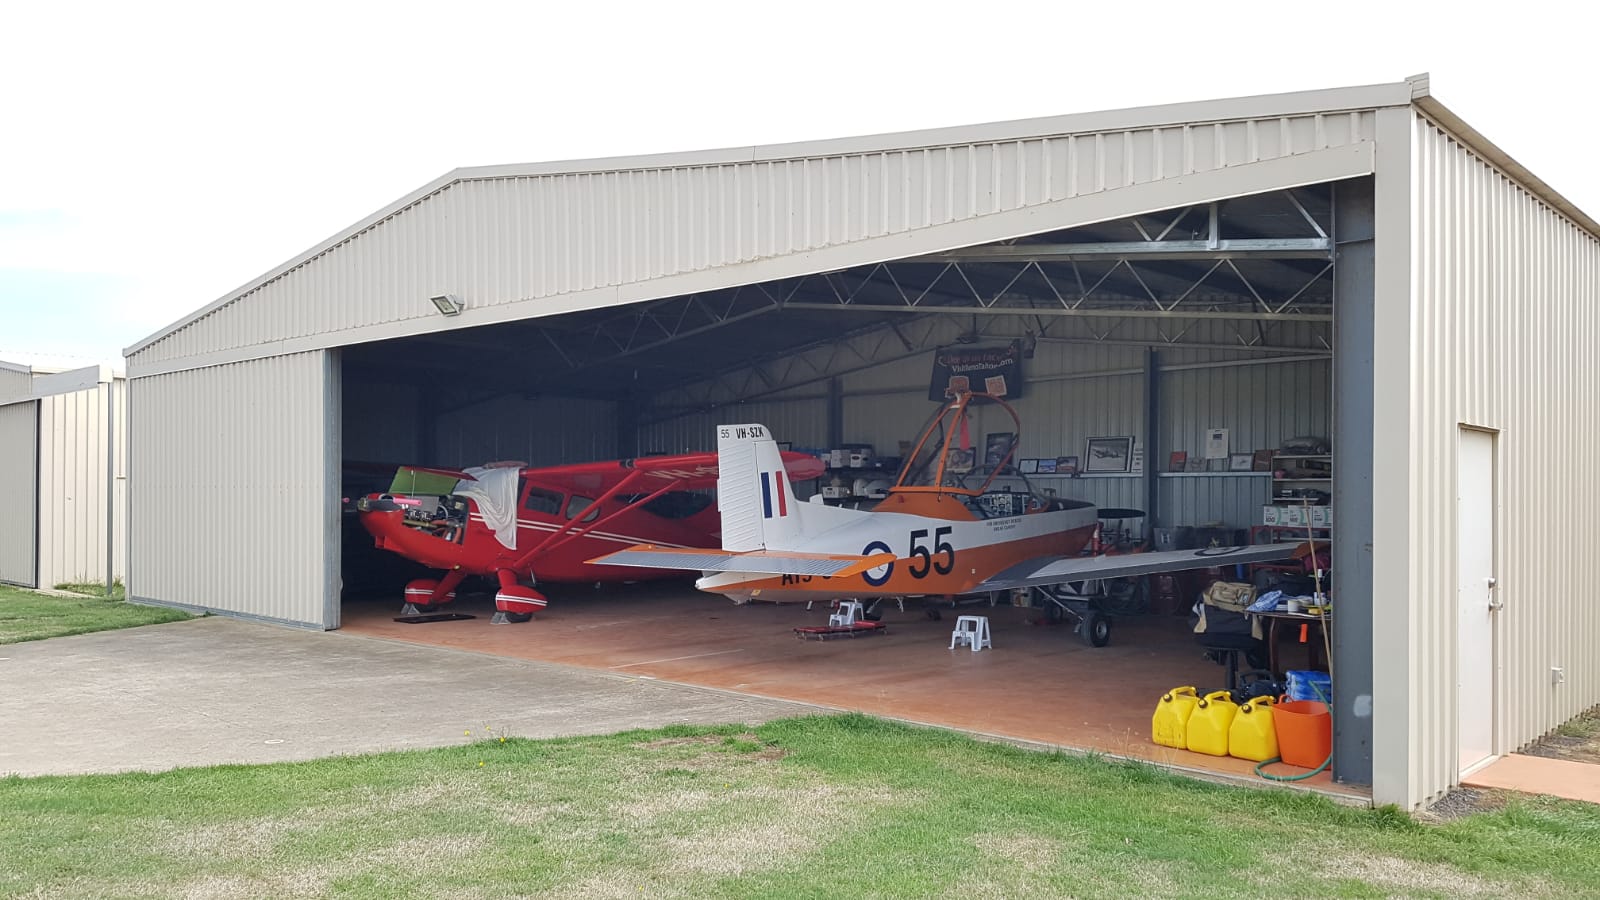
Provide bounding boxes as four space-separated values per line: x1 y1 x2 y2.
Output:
1018 458 1039 474
1057 456 1079 476
1229 452 1254 471
1084 436 1134 473
1036 457 1058 474
984 432 1016 468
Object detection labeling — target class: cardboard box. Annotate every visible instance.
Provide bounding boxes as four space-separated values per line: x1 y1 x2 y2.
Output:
1263 505 1307 527
1264 504 1334 528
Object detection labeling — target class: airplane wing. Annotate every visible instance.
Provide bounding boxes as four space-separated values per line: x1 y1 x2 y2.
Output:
535 451 824 495
589 545 895 578
970 542 1305 591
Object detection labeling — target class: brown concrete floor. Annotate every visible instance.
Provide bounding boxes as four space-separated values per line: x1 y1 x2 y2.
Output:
1463 754 1600 805
341 580 1365 800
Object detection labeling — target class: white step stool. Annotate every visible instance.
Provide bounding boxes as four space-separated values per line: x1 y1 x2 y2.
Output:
829 600 865 627
949 615 992 651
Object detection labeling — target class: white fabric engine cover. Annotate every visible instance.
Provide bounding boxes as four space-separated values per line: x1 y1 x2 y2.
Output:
458 466 521 549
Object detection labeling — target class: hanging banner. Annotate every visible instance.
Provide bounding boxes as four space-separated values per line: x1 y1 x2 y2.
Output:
928 341 1025 401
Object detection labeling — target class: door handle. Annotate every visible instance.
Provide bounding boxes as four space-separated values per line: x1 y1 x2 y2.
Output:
1487 576 1502 611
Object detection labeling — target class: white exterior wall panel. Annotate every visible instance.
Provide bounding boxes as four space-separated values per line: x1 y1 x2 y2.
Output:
0 401 39 586
1399 114 1600 806
132 109 1376 372
36 380 126 588
130 352 337 628
0 363 31 404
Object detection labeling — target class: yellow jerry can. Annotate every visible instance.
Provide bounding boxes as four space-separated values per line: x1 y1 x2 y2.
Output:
1228 696 1280 762
1185 691 1238 756
1151 686 1199 748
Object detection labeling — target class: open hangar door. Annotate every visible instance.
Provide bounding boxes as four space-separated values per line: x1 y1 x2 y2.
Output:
337 183 1360 794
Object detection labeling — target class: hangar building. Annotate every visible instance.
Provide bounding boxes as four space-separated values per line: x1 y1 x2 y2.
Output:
0 360 126 592
123 76 1600 809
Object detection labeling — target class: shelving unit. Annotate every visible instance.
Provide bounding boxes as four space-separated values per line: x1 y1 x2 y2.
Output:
1271 453 1332 485
1269 453 1332 522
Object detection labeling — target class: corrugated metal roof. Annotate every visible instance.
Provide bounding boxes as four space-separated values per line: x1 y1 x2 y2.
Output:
125 79 1416 369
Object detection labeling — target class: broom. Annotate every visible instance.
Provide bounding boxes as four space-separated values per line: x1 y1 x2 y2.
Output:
1301 497 1333 681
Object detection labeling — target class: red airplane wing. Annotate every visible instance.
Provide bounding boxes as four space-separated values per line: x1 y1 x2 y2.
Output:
528 450 823 495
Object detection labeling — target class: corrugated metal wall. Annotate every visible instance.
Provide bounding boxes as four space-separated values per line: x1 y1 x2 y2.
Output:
0 401 38 586
639 396 830 456
0 364 31 405
35 380 126 588
342 381 421 465
435 394 617 468
648 338 1329 534
130 352 336 627
135 109 1375 369
1401 113 1600 805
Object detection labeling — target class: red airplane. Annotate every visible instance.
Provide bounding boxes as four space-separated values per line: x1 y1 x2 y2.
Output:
357 450 825 623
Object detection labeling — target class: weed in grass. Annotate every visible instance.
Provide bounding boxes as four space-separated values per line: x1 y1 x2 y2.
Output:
1555 707 1600 739
53 579 125 599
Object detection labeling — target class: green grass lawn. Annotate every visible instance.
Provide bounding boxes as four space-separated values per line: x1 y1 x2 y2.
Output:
0 582 190 644
3 714 1596 899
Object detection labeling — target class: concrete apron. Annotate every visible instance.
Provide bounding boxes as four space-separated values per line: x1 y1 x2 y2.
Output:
1463 755 1600 806
341 582 1369 805
0 616 820 778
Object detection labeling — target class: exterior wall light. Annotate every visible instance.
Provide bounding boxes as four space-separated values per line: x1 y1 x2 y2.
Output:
430 294 463 316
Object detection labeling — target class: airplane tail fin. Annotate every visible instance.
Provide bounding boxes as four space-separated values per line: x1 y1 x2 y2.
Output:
717 424 805 551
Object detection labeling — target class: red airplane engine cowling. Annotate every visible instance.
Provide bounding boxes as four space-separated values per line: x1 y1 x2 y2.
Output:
495 584 549 616
404 578 456 608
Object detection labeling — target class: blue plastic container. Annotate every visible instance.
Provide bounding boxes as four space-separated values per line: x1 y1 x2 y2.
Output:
1285 670 1332 704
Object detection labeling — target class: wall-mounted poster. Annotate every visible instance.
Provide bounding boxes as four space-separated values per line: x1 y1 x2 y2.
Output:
928 341 1025 401
1084 436 1134 473
1204 428 1230 460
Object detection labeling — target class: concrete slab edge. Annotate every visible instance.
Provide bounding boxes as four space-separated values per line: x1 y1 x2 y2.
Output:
129 596 325 631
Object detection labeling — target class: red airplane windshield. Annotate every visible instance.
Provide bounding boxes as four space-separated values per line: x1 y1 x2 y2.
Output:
893 392 1021 495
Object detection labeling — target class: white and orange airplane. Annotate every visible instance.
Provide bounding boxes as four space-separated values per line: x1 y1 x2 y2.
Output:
592 392 1303 645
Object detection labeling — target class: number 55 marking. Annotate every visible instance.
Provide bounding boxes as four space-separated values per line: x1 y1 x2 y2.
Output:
908 526 956 579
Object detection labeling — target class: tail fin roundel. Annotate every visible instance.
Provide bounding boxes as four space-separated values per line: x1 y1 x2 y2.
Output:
717 424 803 552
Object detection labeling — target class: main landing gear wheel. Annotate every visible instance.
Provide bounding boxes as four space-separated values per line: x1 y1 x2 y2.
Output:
1078 610 1112 648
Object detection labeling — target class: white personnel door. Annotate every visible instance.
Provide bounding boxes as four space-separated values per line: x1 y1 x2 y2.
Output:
0 401 39 587
1456 427 1497 776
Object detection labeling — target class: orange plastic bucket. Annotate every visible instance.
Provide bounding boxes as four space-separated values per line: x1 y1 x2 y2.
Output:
1271 699 1331 768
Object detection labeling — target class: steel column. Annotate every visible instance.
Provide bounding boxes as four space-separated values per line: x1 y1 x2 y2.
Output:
1332 176 1376 786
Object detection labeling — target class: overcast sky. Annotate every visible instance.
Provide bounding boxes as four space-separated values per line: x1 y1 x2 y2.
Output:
2 0 1593 369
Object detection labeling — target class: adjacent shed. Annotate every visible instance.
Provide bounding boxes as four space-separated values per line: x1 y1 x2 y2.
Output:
123 75 1600 809
0 362 125 591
